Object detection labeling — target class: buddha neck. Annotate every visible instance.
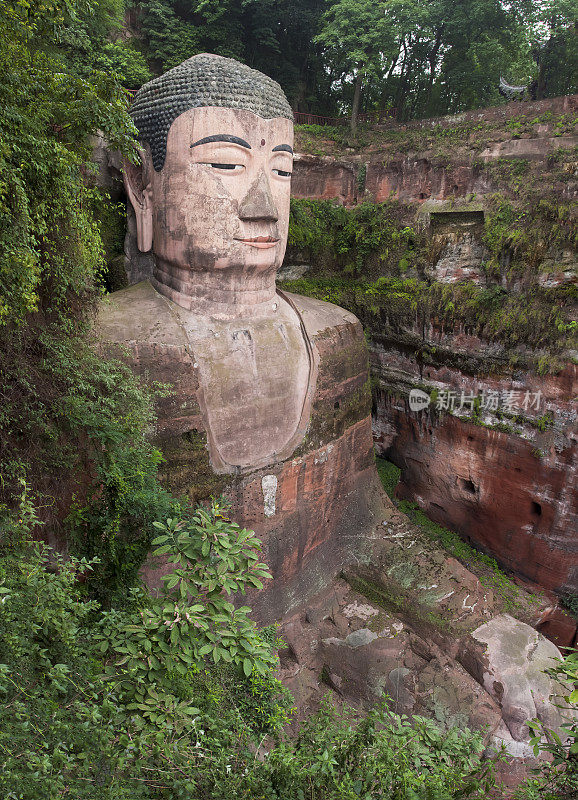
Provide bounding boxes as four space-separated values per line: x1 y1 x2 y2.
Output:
151 258 279 319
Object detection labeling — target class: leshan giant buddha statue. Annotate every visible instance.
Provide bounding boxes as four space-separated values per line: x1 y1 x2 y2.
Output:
98 54 386 620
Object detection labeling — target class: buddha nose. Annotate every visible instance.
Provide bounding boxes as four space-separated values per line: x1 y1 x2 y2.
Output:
238 170 278 222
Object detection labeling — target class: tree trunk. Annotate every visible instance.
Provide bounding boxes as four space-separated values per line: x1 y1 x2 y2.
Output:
350 68 363 134
394 41 409 119
426 26 444 111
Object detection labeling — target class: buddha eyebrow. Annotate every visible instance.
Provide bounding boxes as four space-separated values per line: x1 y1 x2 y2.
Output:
272 144 293 153
190 135 251 149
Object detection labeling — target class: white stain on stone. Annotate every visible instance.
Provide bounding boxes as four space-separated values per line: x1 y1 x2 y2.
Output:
314 443 334 465
462 594 477 612
383 530 407 540
261 474 278 518
342 601 380 620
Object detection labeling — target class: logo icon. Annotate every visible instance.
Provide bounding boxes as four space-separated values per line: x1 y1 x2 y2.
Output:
409 389 431 412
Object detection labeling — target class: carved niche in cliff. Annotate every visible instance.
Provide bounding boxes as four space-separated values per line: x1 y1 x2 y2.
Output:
98 54 382 620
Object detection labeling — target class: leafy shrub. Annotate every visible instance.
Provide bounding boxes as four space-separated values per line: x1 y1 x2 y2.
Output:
96 499 279 732
0 501 500 799
0 0 137 325
0 322 177 602
0 536 125 800
0 504 291 799
520 649 578 800
262 697 495 799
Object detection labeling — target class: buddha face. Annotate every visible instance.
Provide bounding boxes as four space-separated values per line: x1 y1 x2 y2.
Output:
127 106 294 284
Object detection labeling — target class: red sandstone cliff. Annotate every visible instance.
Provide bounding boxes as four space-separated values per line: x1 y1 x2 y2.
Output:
285 94 578 598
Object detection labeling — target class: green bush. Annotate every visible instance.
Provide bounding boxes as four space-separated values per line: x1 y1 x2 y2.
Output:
288 199 418 276
0 502 499 799
262 697 495 799
0 0 171 596
519 649 578 800
0 504 291 799
0 0 137 325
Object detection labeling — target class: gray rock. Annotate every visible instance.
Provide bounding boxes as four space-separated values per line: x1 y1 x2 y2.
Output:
276 263 312 281
345 628 378 648
470 614 574 744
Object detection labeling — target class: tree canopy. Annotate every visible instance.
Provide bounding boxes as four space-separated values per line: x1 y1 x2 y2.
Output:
128 0 576 125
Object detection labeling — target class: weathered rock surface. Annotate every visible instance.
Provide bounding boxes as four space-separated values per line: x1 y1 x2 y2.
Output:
287 96 578 207
536 604 578 648
292 154 356 204
286 98 576 600
429 231 488 284
98 280 382 622
276 554 570 761
459 614 575 754
273 524 568 781
372 353 577 595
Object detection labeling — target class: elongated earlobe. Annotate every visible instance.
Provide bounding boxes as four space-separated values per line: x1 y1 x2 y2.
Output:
123 151 153 253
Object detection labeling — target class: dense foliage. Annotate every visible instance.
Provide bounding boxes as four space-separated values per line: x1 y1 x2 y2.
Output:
128 0 577 124
0 503 291 799
0 0 170 589
0 0 139 325
288 199 420 276
0 500 505 800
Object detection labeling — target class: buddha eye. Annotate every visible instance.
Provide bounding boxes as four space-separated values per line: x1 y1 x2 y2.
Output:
272 168 292 177
207 163 244 172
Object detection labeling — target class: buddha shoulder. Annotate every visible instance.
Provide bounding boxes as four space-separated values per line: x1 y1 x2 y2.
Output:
97 281 364 352
281 290 363 341
97 280 188 347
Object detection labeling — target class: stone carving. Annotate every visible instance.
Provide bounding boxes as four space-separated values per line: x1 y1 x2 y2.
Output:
123 54 309 470
130 53 293 172
98 54 379 619
96 60 574 774
498 76 529 101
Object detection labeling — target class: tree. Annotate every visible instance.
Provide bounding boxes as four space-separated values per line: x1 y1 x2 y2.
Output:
132 0 333 111
531 0 578 98
315 0 535 123
315 0 399 133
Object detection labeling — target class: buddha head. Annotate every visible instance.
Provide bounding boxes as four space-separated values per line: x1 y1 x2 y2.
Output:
124 54 294 311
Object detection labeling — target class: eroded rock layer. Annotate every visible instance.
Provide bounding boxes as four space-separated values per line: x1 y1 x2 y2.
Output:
283 94 578 598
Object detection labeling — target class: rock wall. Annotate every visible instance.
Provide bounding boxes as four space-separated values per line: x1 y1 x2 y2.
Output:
115 94 577 597
373 376 577 594
287 95 578 599
292 155 357 204
291 95 577 207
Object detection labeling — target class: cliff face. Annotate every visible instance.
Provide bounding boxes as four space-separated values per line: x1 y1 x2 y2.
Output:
372 353 577 595
106 98 577 768
291 94 577 206
116 95 577 595
283 94 578 597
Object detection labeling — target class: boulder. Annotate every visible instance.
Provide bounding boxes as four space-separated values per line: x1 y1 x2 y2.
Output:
460 614 574 745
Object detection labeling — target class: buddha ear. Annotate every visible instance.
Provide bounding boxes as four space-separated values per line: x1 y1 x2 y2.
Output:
123 149 153 253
